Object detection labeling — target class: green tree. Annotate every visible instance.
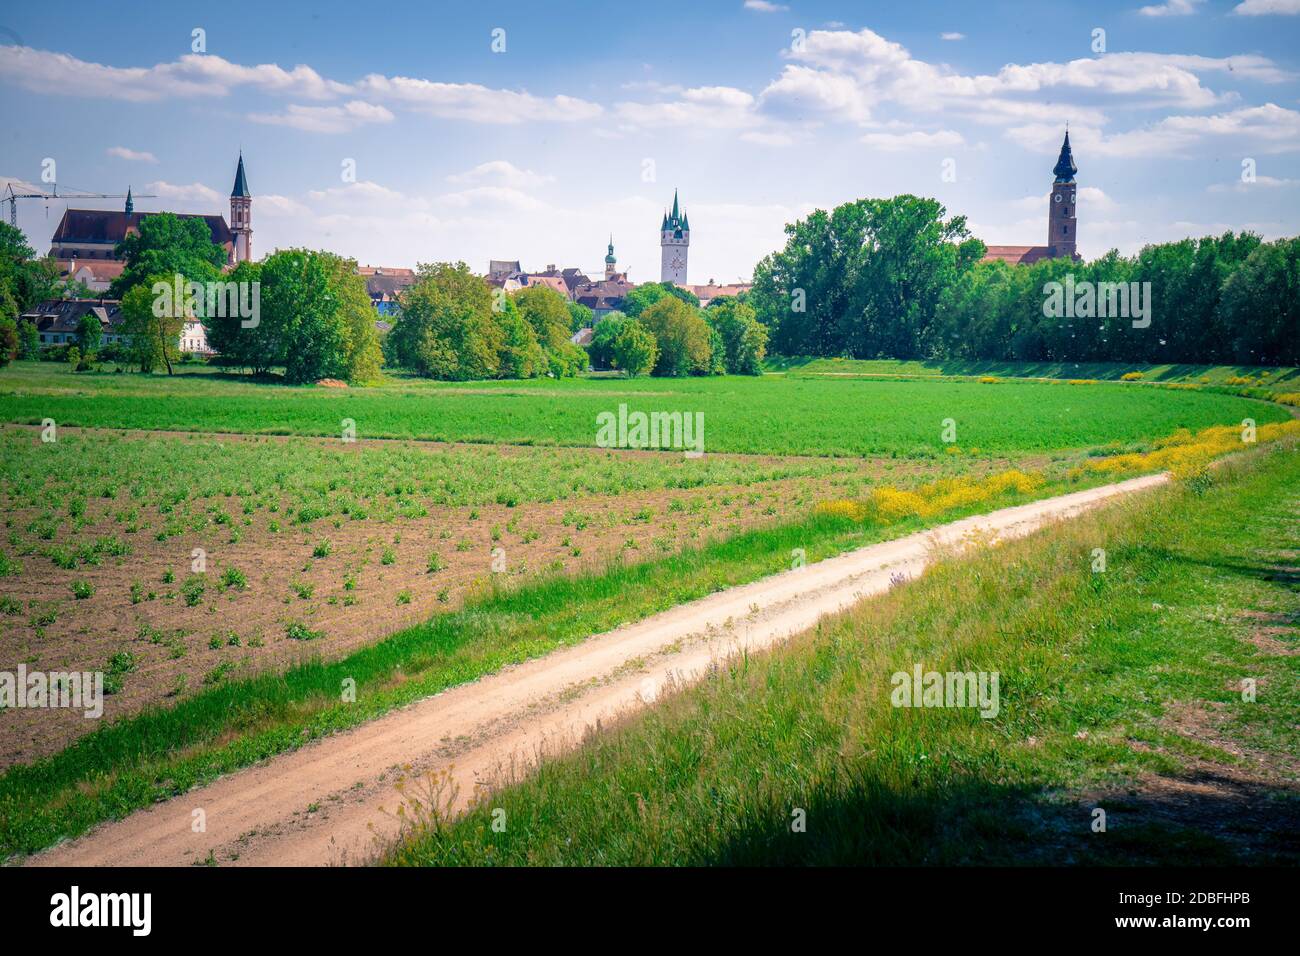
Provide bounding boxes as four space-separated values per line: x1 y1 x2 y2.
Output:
494 296 546 378
706 298 768 374
1218 237 1300 366
513 285 585 376
76 311 102 356
622 281 700 318
119 277 185 374
18 319 40 360
609 318 658 377
568 300 594 334
0 315 17 367
639 297 713 377
203 261 273 374
320 253 384 383
587 312 628 370
260 249 346 385
110 213 226 298
388 262 501 380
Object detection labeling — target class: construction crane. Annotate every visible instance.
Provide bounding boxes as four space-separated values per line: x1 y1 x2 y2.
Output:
3 182 157 227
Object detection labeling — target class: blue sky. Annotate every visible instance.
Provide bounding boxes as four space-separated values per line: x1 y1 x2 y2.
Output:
2 0 1298 283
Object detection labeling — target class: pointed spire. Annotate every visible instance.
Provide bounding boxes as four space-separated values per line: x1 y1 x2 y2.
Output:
124 187 133 215
1052 131 1077 183
231 152 251 197
682 211 690 231
670 188 680 220
661 210 669 230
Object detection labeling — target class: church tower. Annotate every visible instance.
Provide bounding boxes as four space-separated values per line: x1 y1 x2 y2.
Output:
1048 131 1077 260
660 189 689 285
605 235 618 280
230 152 252 265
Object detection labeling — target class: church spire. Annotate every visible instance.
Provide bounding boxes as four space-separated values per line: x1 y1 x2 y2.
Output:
124 187 133 215
231 152 251 197
670 188 680 220
1053 131 1077 183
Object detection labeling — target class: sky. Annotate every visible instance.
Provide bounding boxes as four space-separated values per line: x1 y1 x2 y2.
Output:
2 0 1299 284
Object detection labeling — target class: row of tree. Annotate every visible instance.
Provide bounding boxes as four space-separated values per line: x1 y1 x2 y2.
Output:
751 195 1300 367
380 271 769 380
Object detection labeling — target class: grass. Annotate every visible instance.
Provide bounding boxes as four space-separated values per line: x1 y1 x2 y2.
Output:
382 440 1300 866
0 361 1286 458
0 460 1116 860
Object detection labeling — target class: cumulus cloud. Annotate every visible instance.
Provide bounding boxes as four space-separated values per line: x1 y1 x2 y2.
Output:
0 45 600 126
1232 0 1300 13
144 180 221 203
0 46 346 101
743 1 789 11
249 100 393 133
354 73 601 123
105 146 157 163
860 129 965 150
1138 0 1204 16
1007 104 1300 157
447 161 555 189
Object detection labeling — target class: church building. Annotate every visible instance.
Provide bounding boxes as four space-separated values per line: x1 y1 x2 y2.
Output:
47 154 254 290
982 132 1080 266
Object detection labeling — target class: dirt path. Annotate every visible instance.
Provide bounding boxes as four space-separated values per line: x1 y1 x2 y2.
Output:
31 473 1168 867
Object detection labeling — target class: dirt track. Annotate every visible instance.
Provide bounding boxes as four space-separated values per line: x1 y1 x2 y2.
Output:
31 472 1168 867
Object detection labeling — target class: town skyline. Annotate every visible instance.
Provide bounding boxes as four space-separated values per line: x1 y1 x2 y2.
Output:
3 0 1300 281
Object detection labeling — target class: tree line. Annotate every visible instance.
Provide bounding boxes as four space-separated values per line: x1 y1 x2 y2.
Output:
750 195 1300 367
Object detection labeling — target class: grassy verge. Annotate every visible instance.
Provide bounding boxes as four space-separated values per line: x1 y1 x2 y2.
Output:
0 468 1105 860
382 441 1300 866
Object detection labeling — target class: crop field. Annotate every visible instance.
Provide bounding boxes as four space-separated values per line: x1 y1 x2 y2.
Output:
0 360 1294 858
0 362 1288 457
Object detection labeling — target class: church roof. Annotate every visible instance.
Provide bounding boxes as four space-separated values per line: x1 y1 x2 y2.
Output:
1053 131 1077 183
50 209 233 248
981 245 1054 265
231 154 251 197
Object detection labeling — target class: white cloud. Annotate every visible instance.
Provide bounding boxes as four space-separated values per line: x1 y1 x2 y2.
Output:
105 146 157 163
0 45 600 127
144 180 221 203
1232 0 1300 13
740 130 796 146
755 28 1290 135
0 46 347 101
354 73 601 123
744 1 789 11
1207 174 1299 192
616 85 759 128
447 161 555 189
248 100 393 133
1138 0 1204 17
1008 104 1300 157
860 129 965 150
940 32 965 40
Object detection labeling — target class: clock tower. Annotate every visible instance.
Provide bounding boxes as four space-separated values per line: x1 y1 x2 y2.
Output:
1048 131 1077 260
660 189 689 285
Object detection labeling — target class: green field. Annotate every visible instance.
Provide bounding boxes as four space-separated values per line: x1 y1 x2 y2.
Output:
0 357 1295 863
0 362 1287 457
383 443 1300 866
